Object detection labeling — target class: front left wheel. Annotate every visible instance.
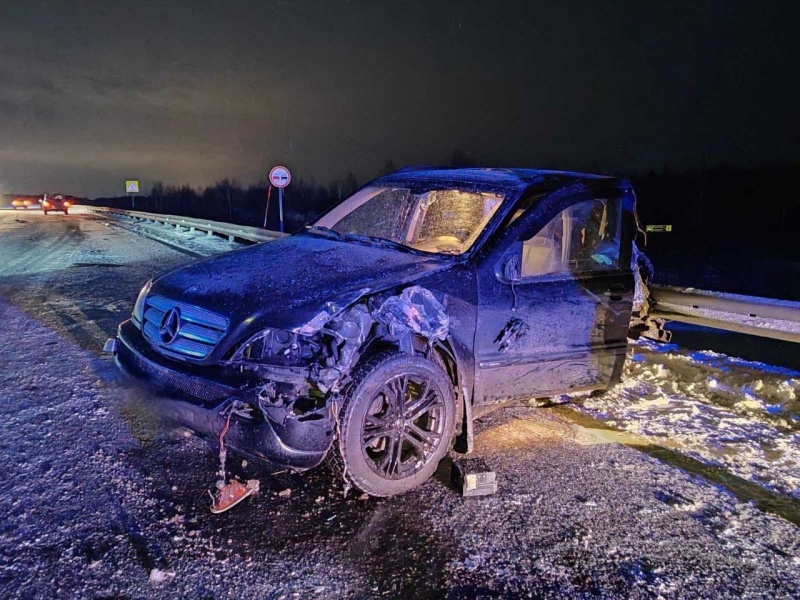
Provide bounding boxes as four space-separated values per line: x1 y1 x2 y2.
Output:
337 351 457 497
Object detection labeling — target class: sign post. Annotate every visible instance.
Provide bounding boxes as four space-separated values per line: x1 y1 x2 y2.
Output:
126 180 140 209
263 185 273 228
268 166 291 233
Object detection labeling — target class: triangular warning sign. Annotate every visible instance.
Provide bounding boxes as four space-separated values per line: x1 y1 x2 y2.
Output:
126 181 139 193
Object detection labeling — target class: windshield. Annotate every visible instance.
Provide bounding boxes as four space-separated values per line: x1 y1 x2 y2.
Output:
312 186 504 255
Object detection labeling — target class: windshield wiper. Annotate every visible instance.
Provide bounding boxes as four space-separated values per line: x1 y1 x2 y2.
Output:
305 225 345 240
343 233 405 248
343 233 430 256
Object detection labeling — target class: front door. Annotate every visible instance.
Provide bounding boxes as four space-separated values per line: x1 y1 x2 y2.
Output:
473 187 634 404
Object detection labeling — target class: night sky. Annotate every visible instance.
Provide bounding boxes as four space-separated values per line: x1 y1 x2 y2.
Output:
1 0 797 197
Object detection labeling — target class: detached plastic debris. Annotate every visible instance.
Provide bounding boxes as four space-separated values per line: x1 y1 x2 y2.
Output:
210 479 260 514
209 400 259 514
149 568 175 583
451 458 497 497
375 286 449 342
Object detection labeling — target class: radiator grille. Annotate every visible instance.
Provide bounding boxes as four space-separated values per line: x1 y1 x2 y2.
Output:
141 294 229 361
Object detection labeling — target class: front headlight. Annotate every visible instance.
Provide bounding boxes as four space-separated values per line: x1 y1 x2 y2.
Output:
232 328 323 366
131 279 153 329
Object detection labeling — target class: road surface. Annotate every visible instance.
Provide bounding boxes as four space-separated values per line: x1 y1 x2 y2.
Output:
1 210 798 599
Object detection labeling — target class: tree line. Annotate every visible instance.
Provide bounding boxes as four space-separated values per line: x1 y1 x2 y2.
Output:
89 171 363 233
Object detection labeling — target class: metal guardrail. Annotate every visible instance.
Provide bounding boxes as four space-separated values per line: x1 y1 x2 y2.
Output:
650 285 800 344
78 205 286 243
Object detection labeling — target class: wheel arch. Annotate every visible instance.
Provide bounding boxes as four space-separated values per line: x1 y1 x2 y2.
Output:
356 333 472 454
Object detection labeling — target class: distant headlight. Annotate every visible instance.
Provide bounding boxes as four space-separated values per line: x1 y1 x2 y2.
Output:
132 280 153 329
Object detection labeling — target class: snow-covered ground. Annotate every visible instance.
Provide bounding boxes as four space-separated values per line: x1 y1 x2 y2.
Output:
574 338 800 501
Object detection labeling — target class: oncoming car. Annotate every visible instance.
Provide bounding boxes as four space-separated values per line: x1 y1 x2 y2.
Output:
11 197 38 209
109 167 642 497
42 195 70 215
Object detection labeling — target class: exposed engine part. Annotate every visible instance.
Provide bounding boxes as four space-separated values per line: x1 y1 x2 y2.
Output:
315 304 373 393
231 287 452 408
256 381 277 404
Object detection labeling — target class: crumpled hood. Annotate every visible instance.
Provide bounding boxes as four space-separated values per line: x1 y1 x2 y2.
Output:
151 234 449 336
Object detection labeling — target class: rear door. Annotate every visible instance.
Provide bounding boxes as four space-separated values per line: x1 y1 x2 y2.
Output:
473 184 635 404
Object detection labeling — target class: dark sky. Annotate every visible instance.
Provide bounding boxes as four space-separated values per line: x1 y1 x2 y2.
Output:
1 0 797 197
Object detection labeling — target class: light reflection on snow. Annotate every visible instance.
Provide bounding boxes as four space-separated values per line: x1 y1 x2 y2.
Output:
573 338 800 500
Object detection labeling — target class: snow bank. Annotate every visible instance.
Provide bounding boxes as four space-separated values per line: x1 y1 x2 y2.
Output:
575 339 800 500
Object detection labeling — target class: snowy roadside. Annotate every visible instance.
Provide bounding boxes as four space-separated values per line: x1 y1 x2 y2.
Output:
573 338 800 501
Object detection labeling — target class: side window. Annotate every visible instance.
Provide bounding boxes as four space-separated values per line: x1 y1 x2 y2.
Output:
516 198 622 278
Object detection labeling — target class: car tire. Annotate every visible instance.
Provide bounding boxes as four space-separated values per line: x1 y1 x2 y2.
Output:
337 351 456 497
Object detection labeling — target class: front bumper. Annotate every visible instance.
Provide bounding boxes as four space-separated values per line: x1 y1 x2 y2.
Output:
114 319 334 470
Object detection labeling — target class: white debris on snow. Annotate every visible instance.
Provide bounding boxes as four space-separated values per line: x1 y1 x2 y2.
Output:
575 338 800 499
149 568 173 583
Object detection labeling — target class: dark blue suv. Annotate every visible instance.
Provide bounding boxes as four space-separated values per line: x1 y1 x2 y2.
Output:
111 167 637 496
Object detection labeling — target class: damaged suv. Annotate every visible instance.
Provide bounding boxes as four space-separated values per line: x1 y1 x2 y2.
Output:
112 167 639 496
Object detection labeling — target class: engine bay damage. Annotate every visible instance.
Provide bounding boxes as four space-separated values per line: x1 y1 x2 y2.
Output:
194 285 453 473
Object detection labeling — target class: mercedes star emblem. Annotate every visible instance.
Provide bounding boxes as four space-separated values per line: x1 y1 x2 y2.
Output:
159 307 181 344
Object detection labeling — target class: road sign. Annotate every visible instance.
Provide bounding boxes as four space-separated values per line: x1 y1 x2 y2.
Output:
126 180 140 193
646 224 673 233
268 166 291 233
269 166 291 188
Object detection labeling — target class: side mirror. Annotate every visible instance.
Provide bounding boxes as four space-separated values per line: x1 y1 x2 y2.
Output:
501 254 521 282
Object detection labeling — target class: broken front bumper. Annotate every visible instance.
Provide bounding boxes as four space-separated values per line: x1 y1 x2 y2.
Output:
114 320 334 470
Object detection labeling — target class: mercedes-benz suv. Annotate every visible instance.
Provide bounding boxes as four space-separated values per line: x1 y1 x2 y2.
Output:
110 167 639 496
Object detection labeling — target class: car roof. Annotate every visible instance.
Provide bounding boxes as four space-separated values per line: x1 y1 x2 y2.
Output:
375 166 623 195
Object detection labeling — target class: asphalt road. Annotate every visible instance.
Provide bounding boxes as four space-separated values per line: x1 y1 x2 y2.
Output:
1 210 798 599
